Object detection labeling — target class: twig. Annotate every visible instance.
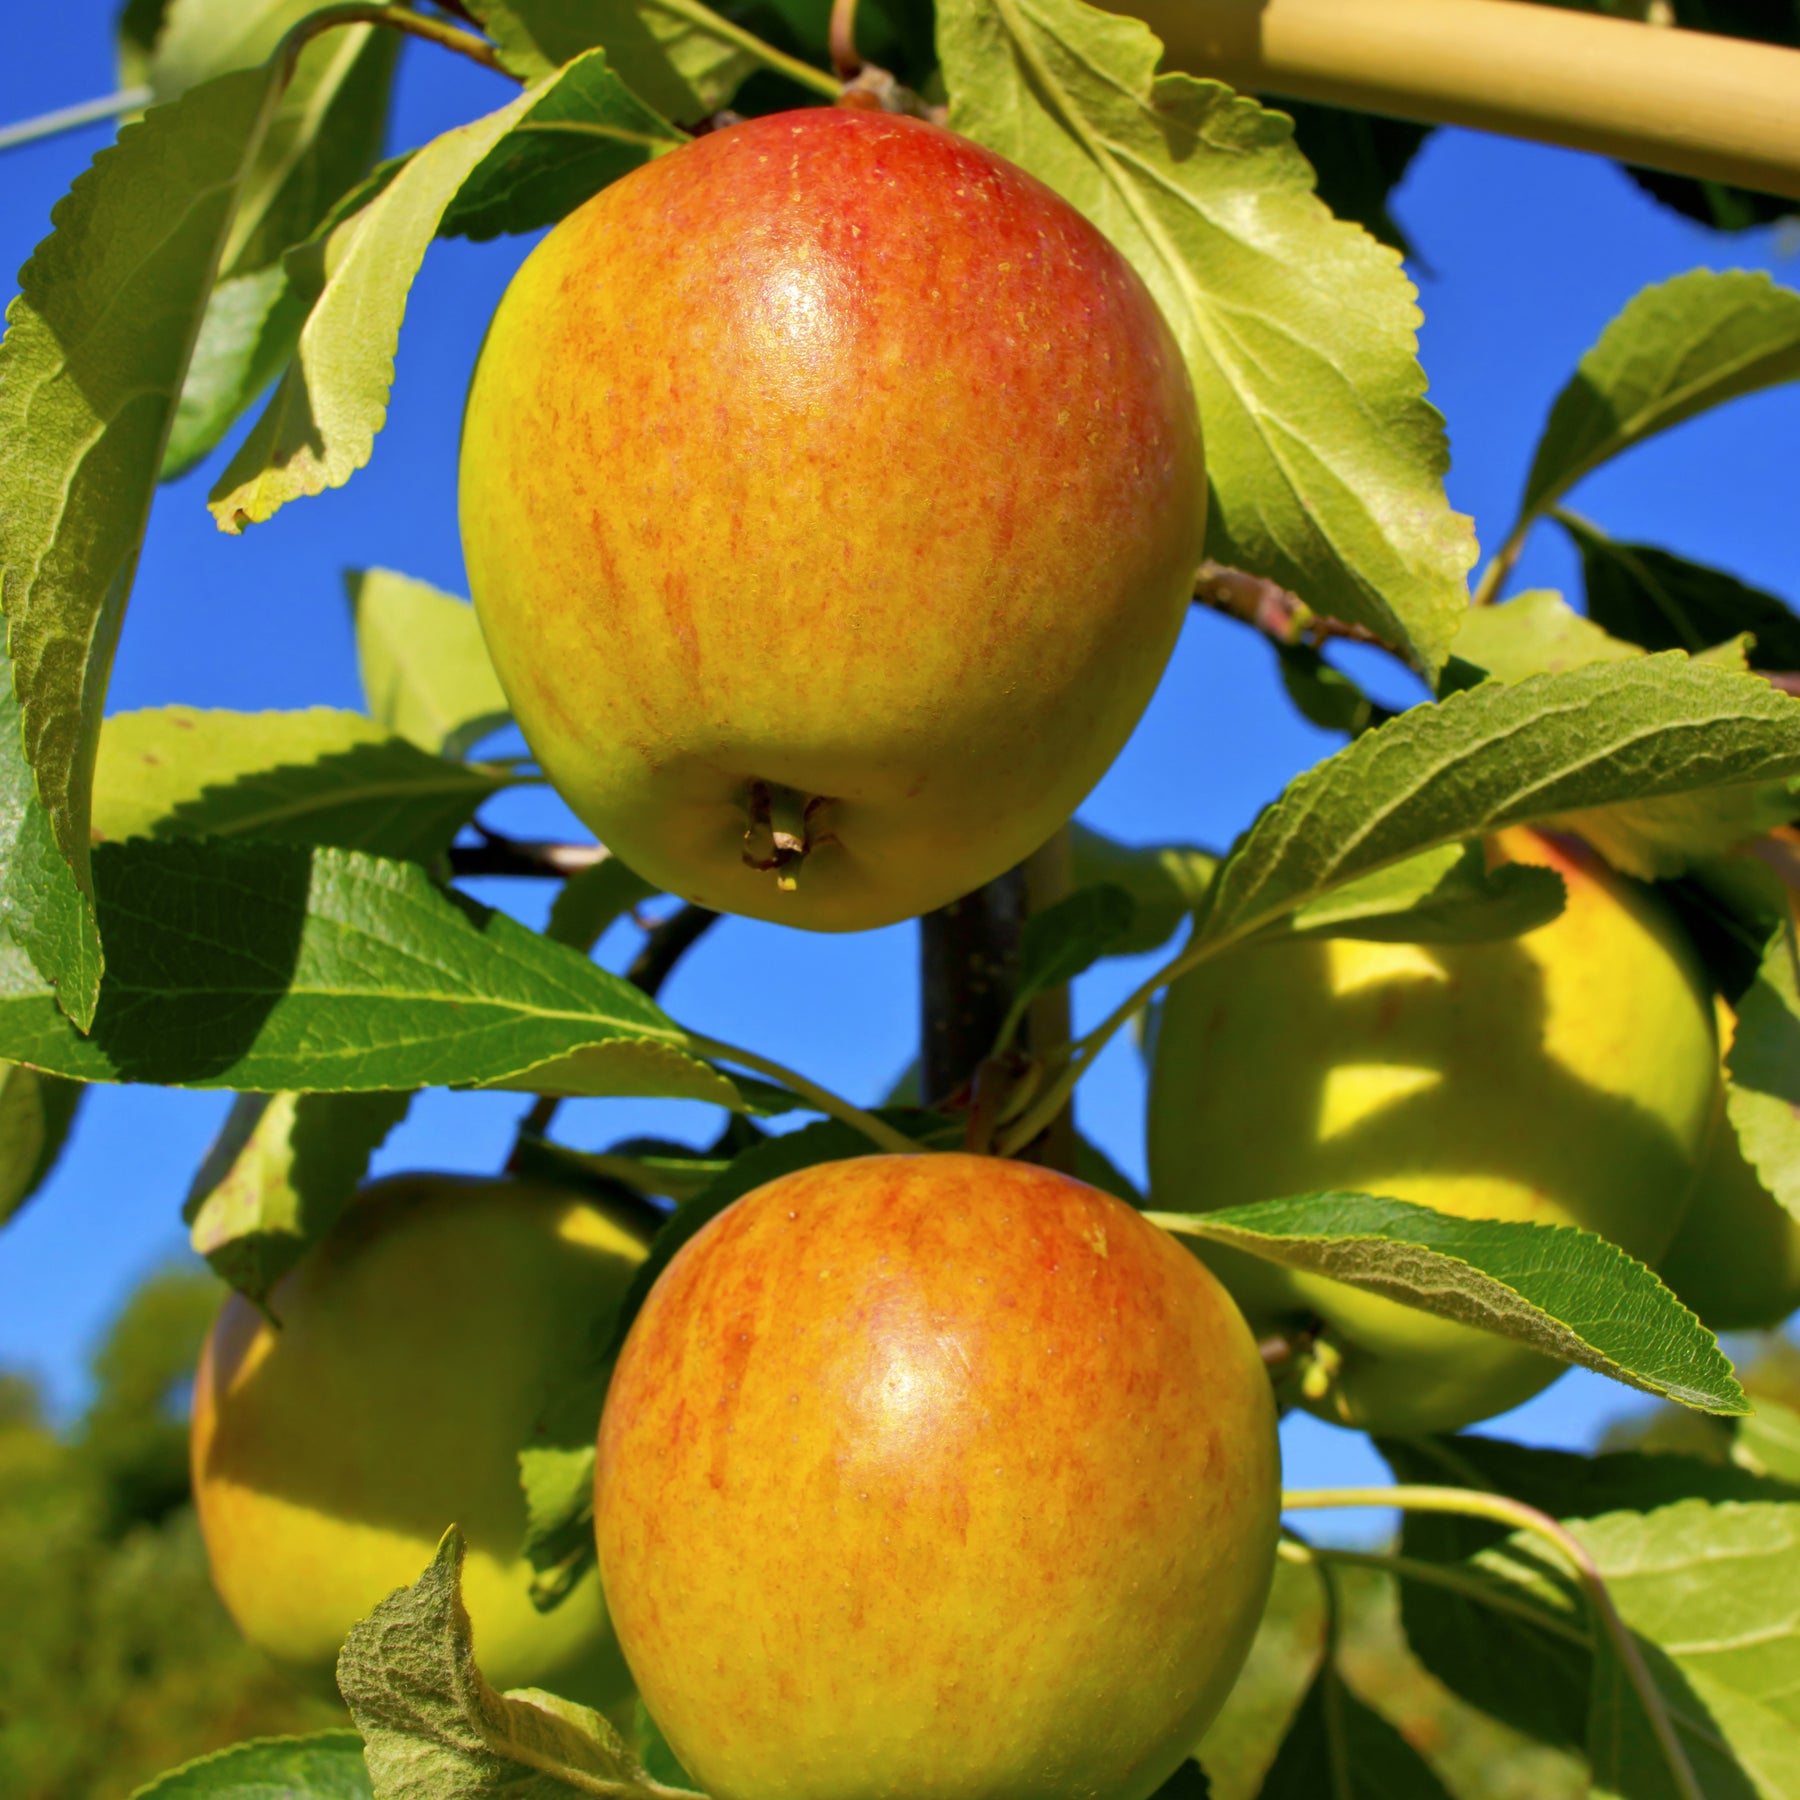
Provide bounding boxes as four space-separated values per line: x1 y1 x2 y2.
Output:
1471 533 1526 608
0 87 151 154
448 828 610 879
1284 1485 1705 1800
280 3 509 78
1194 561 1398 653
625 904 719 997
829 0 864 79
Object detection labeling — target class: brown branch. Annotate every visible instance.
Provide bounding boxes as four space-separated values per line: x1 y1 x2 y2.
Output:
447 829 609 879
828 0 864 80
1193 560 1396 653
625 904 720 1000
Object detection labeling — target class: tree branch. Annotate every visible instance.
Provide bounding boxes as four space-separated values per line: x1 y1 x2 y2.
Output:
1133 0 1800 201
625 904 719 999
1194 560 1397 654
447 830 610 879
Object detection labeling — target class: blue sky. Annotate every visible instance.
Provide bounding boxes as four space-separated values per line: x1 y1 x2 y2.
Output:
2 3 1797 1522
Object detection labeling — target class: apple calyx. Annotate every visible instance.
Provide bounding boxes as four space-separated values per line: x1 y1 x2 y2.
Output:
741 781 834 892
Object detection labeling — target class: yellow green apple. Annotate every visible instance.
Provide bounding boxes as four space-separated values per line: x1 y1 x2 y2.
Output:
1148 829 1718 1434
594 1152 1280 1800
459 108 1204 932
1658 1002 1800 1332
191 1173 649 1703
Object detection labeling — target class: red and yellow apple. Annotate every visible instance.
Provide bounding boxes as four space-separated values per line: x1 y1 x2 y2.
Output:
595 1152 1280 1800
192 1174 648 1704
459 108 1204 932
1148 829 1718 1434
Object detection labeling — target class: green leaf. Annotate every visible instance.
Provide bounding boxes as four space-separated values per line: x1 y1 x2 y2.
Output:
1280 102 1431 256
0 638 102 1029
633 1704 697 1793
0 67 284 1025
1451 589 1647 683
1384 1432 1800 1521
466 0 707 122
1275 641 1379 737
346 569 511 758
93 706 517 860
149 5 400 274
220 26 398 281
1195 658 1800 953
1258 1662 1453 1799
336 1531 691 1800
208 58 592 532
1735 1397 1800 1484
1516 269 1800 530
1724 917 1800 1223
1152 1193 1745 1413
1279 840 1567 945
148 8 398 473
118 0 172 89
0 838 743 1106
1379 1434 1794 1758
1007 883 1136 1027
1531 1503 1798 1799
520 1111 956 1599
183 1089 411 1304
148 1 335 101
160 264 311 480
439 50 686 243
628 0 779 113
1556 784 1799 885
1068 822 1215 957
1144 1758 1212 1799
126 1730 373 1800
1561 510 1800 670
939 0 1476 675
546 856 659 952
0 1061 82 1227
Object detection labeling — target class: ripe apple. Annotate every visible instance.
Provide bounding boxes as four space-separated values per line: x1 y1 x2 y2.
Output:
459 108 1204 932
594 1152 1280 1800
1147 829 1718 1434
1658 1003 1800 1332
191 1173 649 1704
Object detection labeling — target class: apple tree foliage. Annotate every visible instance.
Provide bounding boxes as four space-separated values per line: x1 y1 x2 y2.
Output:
3 0 1800 1794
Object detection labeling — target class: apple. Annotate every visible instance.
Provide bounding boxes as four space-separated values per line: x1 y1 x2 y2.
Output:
1658 1003 1800 1332
594 1152 1280 1800
1147 829 1718 1434
191 1173 649 1704
459 108 1204 933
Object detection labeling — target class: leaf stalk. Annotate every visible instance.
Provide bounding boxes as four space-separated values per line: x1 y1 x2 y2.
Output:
683 1034 922 1156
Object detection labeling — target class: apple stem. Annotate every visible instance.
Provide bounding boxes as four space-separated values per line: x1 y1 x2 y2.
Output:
740 781 831 892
